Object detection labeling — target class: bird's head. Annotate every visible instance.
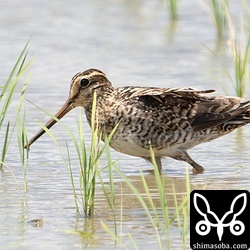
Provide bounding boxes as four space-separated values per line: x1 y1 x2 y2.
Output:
68 68 112 109
25 68 112 149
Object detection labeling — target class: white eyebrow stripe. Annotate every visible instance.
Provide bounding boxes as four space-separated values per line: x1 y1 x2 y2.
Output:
71 71 106 83
86 71 106 78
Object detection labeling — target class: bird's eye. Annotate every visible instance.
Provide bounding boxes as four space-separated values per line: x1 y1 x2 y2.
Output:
80 78 90 87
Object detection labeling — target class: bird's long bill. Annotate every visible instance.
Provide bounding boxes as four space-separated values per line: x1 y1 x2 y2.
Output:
25 99 74 150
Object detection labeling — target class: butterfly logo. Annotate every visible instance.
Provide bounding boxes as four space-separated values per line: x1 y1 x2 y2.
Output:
193 193 247 241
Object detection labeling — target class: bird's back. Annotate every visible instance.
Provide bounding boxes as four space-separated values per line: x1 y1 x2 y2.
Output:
100 86 250 157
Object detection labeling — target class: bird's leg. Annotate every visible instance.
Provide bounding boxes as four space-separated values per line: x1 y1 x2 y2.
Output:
171 151 205 173
144 156 162 172
155 157 162 172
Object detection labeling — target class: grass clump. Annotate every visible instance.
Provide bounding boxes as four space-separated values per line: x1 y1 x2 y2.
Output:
227 13 250 98
0 40 34 178
167 0 178 20
67 92 119 217
161 0 178 20
208 0 228 40
201 0 250 98
101 150 191 250
34 92 119 217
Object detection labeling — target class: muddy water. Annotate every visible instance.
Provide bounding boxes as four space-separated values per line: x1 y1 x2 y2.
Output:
0 0 250 249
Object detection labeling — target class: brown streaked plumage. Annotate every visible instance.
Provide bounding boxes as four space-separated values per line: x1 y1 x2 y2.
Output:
26 69 250 173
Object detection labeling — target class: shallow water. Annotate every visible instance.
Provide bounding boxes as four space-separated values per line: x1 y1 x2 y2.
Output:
1 0 250 249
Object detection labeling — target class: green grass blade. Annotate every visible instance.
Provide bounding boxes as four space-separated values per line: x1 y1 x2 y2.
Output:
0 122 10 169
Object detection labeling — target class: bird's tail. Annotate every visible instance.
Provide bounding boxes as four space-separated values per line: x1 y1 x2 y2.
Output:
225 101 250 126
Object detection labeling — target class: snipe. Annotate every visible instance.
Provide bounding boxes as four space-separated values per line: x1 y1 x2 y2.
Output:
26 69 250 173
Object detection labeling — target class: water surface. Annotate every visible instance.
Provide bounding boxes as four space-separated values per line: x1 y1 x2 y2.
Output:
0 0 250 249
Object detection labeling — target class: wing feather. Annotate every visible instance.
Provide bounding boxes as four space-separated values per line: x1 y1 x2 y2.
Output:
117 86 250 131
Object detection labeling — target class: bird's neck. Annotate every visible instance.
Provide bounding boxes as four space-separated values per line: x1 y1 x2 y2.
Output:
84 85 115 129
